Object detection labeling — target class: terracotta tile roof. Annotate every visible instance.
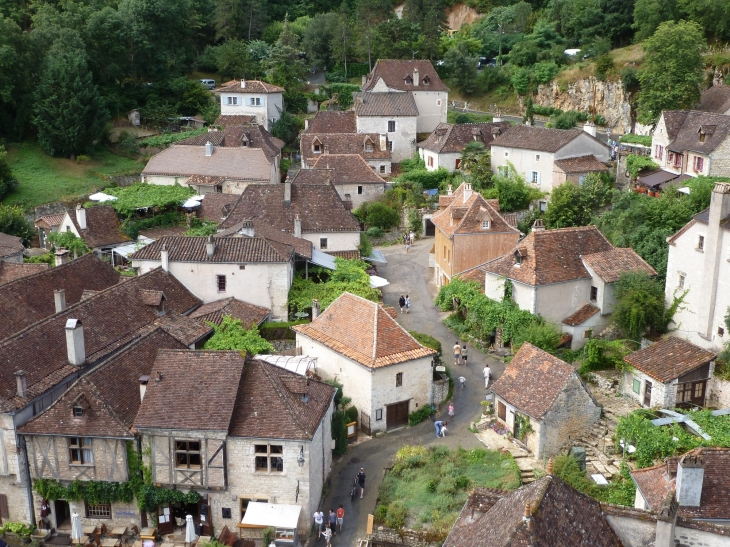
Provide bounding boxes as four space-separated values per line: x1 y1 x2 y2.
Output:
198 193 239 222
0 268 200 412
431 183 519 238
214 219 313 259
179 125 284 160
698 85 730 114
624 336 717 383
215 80 285 94
81 289 99 300
290 168 335 185
152 310 213 346
142 145 273 179
215 115 257 127
218 183 360 234
553 154 609 174
457 266 486 290
137 226 187 239
482 226 615 286
663 110 730 155
305 154 387 184
0 232 24 258
353 92 419 117
0 254 120 340
418 123 511 153
490 343 578 419
444 476 623 547
68 206 131 248
325 250 361 260
0 262 49 285
491 125 591 153
35 213 66 229
362 60 449 92
300 133 391 168
18 328 187 436
228 359 335 440
292 292 436 368
631 462 674 514
304 111 357 134
661 110 689 140
582 248 657 283
189 297 270 327
134 350 245 430
130 235 294 263
562 303 600 326
176 131 226 147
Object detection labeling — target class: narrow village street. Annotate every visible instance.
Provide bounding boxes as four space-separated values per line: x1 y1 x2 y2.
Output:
317 236 507 547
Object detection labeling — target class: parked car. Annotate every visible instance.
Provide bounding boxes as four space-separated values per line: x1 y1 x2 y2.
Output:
199 79 216 90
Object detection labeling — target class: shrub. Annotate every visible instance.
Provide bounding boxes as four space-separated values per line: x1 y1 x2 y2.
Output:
621 67 640 92
409 332 442 355
359 233 372 259
408 405 436 426
25 253 55 266
365 227 383 238
384 502 407 529
345 405 358 424
625 154 658 178
374 505 388 523
533 62 559 84
366 202 400 230
619 134 653 147
511 322 563 354
332 410 348 456
594 54 613 81
117 131 139 155
259 320 308 340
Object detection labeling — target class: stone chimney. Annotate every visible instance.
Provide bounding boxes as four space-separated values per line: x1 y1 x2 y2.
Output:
676 453 704 507
463 183 473 203
312 299 320 320
54 289 67 313
380 134 387 151
532 219 545 232
493 115 503 123
15 370 27 398
698 183 730 340
241 79 246 89
413 67 420 86
294 215 302 238
75 204 87 230
655 492 678 547
55 248 69 266
304 119 309 130
160 244 169 272
206 235 216 259
205 141 213 157
139 375 150 401
284 180 292 206
65 318 85 366
583 121 597 137
239 220 255 237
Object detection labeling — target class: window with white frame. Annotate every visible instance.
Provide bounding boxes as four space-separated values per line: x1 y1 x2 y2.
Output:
481 220 490 229
255 444 283 472
380 165 386 173
535 154 540 161
365 142 373 152
226 96 239 105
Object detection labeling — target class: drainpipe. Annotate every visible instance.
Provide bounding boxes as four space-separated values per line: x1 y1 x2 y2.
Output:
18 434 37 526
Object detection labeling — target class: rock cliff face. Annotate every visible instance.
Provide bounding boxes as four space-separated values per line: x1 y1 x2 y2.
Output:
446 3 482 30
535 77 633 133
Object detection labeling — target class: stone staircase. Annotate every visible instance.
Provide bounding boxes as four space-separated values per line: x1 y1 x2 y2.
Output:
572 409 623 479
513 453 538 485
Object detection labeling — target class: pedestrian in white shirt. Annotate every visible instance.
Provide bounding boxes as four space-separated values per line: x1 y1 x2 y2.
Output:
483 364 491 389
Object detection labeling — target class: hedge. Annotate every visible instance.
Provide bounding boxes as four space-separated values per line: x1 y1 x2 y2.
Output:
259 320 309 341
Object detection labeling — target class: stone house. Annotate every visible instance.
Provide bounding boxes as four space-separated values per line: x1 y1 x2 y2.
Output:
651 110 730 178
0 268 202 524
18 328 188 530
698 84 730 115
217 181 361 254
292 154 387 210
623 337 717 409
35 213 65 249
430 182 520 287
0 233 24 264
299 111 392 175
188 297 270 329
129 235 295 321
665 182 730 351
293 292 436 434
490 124 611 197
481 225 656 350
215 80 284 131
417 122 511 173
354 92 418 163
57 205 131 259
361 59 448 133
134 350 335 538
489 343 601 458
552 154 609 186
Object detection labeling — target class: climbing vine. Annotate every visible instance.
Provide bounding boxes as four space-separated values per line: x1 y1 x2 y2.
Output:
513 414 533 441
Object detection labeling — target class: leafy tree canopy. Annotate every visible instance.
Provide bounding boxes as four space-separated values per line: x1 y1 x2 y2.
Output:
543 173 613 229
104 183 195 218
202 315 274 354
0 146 18 200
0 204 34 245
47 231 90 257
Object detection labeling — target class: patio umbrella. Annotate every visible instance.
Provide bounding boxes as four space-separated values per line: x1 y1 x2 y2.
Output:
71 513 83 544
185 515 196 545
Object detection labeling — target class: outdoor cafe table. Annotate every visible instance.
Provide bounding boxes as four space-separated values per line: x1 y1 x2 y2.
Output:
100 539 120 547
110 527 127 539
139 529 156 541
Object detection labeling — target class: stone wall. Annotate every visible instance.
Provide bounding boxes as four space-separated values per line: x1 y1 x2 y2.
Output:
534 77 632 134
371 525 442 547
433 373 449 405
708 376 730 408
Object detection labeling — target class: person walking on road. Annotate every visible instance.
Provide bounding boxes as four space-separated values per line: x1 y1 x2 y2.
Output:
336 505 345 531
461 344 468 365
314 510 324 538
328 509 337 535
409 231 415 245
323 525 332 546
357 468 366 499
398 295 406 313
405 295 410 314
459 375 466 389
483 364 491 389
453 341 462 366
448 402 454 417
434 420 447 437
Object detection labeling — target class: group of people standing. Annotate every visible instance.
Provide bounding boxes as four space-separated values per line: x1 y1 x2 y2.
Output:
403 231 415 253
313 506 346 546
398 294 410 313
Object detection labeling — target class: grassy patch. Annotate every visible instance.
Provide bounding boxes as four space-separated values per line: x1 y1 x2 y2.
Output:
376 446 520 537
4 143 142 208
610 43 645 68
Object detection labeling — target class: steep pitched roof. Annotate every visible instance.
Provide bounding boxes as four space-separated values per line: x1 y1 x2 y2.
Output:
490 343 579 419
0 262 49 285
300 133 391 168
176 125 284 158
218 183 360 233
553 154 609 174
443 476 624 547
214 219 313 259
582 248 657 283
215 80 285 94
491 126 600 153
215 115 257 127
292 292 436 368
0 268 201 413
418 122 512 153
35 213 66 229
0 253 120 340
661 110 689 140
142 146 273 179
663 110 730 155
129 235 294 264
18 328 187 437
431 183 520 239
697 85 730 114
362 59 449 92
134 350 245 431
198 193 239 223
304 111 357 134
482 226 615 286
624 337 717 383
0 233 24 258
67 206 130 248
228 359 335 440
353 92 419 117
307 154 387 184
189 297 270 327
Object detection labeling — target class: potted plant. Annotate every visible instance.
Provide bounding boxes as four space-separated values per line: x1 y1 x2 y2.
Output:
2 523 35 543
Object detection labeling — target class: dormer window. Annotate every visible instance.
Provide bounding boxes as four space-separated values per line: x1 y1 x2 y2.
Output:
514 250 523 265
699 132 705 142
73 405 84 417
365 142 373 152
242 138 249 148
423 76 430 84
481 220 490 229
313 143 321 154
405 76 413 85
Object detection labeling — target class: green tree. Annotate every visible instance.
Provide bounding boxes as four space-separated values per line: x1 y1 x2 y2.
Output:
47 231 90 257
356 0 393 70
210 39 251 79
365 202 400 230
203 315 274 354
612 271 667 340
213 0 268 41
490 163 544 212
0 204 33 245
544 182 590 228
271 111 303 145
510 67 531 95
33 38 109 158
460 141 493 191
512 322 563 354
302 12 339 70
0 146 18 200
638 20 706 125
444 42 478 95
632 0 678 41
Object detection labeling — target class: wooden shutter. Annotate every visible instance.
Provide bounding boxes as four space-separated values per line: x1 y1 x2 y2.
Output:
0 494 9 520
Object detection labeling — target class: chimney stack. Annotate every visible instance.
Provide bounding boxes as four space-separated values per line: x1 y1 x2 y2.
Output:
54 289 67 313
55 248 69 266
15 370 27 399
304 119 309 130
160 244 169 272
676 453 704 507
463 183 473 203
312 299 320 320
139 375 150 401
379 134 387 152
205 141 213 157
206 235 216 258
284 180 292 206
65 318 85 367
241 80 246 89
294 215 302 238
532 219 545 232
583 121 597 137
75 204 87 230
655 492 678 547
413 67 419 86
239 220 255 237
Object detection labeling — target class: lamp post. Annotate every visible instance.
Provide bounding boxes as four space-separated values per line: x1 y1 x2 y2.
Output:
297 446 305 467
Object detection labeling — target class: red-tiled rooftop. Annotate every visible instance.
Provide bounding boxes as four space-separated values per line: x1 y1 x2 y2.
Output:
624 337 717 383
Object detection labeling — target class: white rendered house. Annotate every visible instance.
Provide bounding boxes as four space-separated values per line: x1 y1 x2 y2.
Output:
215 80 285 131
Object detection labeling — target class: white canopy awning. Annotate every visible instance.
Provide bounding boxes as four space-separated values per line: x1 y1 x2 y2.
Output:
182 195 205 208
364 250 387 264
309 249 336 270
255 354 317 376
89 192 118 202
370 275 389 288
241 502 301 529
112 236 154 259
